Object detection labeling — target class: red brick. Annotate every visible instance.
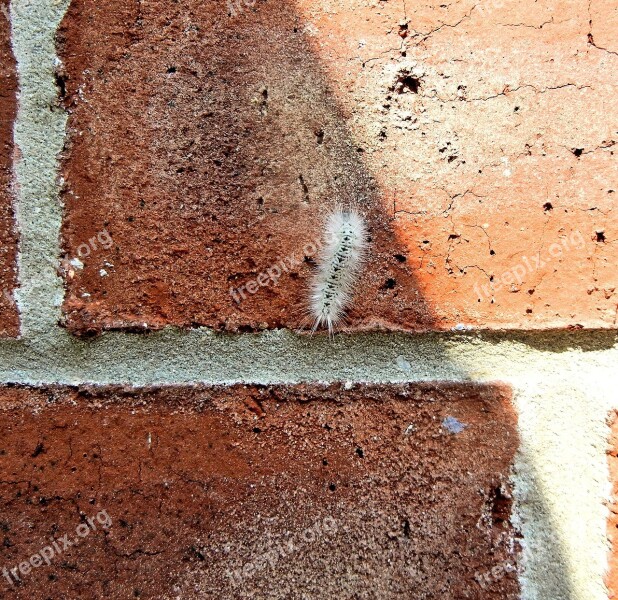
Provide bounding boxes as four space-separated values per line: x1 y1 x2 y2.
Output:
57 0 617 334
0 383 519 599
0 1 18 337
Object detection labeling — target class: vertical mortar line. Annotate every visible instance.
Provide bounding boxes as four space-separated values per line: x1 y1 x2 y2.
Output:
507 374 616 600
10 0 70 340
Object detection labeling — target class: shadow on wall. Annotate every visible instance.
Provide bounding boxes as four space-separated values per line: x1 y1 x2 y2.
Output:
54 0 581 597
57 0 437 334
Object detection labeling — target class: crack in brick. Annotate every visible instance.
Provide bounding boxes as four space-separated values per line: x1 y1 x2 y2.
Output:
587 0 618 56
468 83 591 103
427 82 591 105
498 18 562 30
408 4 477 45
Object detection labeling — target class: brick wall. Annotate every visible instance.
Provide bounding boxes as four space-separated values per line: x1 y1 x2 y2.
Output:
1 0 617 598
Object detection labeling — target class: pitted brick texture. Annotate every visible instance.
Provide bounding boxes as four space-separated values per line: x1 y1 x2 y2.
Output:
57 0 618 335
0 2 18 337
0 383 519 599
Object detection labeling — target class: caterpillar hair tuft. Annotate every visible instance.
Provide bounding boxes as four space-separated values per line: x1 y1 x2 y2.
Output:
308 208 368 335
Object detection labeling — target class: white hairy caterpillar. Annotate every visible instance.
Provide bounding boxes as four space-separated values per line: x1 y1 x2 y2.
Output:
308 208 368 335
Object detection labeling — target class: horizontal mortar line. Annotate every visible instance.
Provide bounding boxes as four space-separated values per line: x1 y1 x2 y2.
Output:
0 328 614 386
5 327 618 344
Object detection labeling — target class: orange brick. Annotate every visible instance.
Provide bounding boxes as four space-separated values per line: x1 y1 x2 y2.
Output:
0 383 519 599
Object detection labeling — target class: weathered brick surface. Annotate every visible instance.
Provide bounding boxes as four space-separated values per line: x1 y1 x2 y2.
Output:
57 0 617 334
0 383 519 599
0 2 18 337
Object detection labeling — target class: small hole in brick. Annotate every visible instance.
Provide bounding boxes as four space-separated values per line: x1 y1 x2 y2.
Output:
528 289 535 295
543 202 553 211
329 483 337 492
166 66 177 74
316 129 324 144
490 249 496 256
253 427 261 434
526 308 533 314
298 174 309 201
384 278 396 289
355 447 364 458
403 519 411 538
491 486 511 524
396 74 420 93
189 546 205 561
31 442 45 458
572 148 584 157
322 458 328 466
596 231 606 242
54 72 67 98
514 106 520 112
394 253 407 263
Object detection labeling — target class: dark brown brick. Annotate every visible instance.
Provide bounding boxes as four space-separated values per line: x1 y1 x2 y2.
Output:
0 383 519 599
0 2 18 337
